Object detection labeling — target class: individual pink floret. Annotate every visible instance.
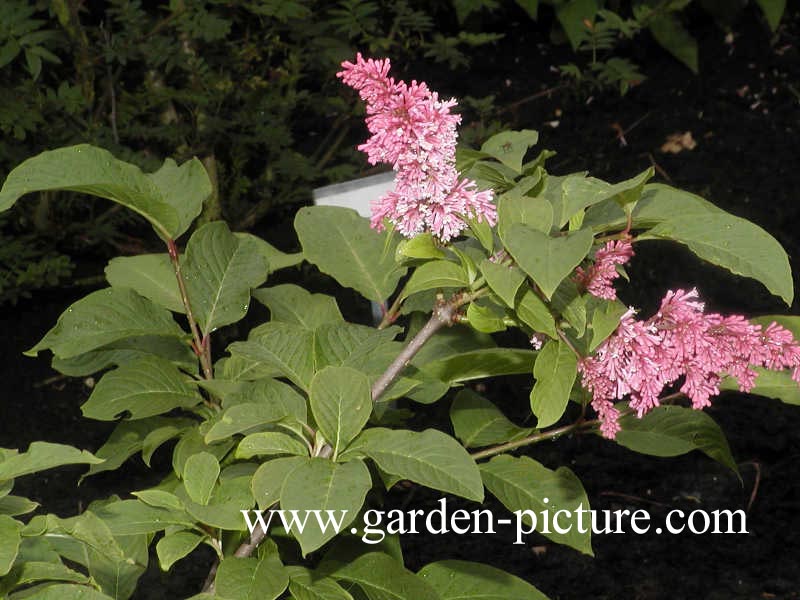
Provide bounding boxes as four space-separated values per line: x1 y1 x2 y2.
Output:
574 239 635 300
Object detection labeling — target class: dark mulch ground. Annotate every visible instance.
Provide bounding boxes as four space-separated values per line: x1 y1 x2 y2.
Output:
2 4 799 599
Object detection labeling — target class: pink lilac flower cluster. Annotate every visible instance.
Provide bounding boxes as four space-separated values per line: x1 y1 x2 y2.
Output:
337 53 496 242
580 288 800 438
574 239 634 300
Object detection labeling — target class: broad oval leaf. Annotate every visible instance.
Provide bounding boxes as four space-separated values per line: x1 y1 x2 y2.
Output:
0 442 103 481
450 389 533 448
81 356 201 421
287 566 354 600
310 366 372 458
295 206 406 302
26 287 187 359
253 284 343 330
156 530 205 571
105 254 184 313
480 455 592 555
419 348 536 384
480 259 526 308
504 225 594 299
418 560 549 600
183 452 220 506
343 428 484 502
401 260 469 300
0 514 22 576
530 340 578 429
236 432 309 459
330 552 439 600
615 405 738 474
184 222 269 335
280 458 371 555
480 130 539 173
251 456 308 508
641 203 793 305
215 555 289 600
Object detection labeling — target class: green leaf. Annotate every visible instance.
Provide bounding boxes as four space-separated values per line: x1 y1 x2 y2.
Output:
238 233 304 272
648 13 698 72
330 552 438 600
81 356 201 420
587 299 627 352
280 459 371 555
172 429 235 477
204 383 307 443
91 500 194 536
295 206 406 302
288 566 354 600
147 157 212 239
557 169 653 228
156 530 204 571
26 288 186 359
132 489 185 511
530 340 578 429
344 428 483 502
0 561 89 591
615 405 738 473
642 213 793 305
0 515 22 576
310 366 372 458
0 442 102 481
0 495 38 516
450 389 533 448
401 260 468 300
556 0 599 50
83 417 192 479
10 584 115 599
515 289 558 338
215 555 289 600
480 455 592 555
466 302 506 333
183 452 220 505
0 146 198 240
721 368 800 405
418 560 549 600
105 254 184 313
505 225 594 299
419 348 536 384
228 323 315 391
251 456 308 508
184 222 268 335
181 475 254 531
480 130 539 173
253 285 343 330
236 432 309 459
496 189 553 243
480 260 526 308
755 0 785 30
396 234 446 261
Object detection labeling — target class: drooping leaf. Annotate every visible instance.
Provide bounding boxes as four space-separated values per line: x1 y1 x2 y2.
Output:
26 288 186 359
295 206 406 302
183 222 269 335
90 500 195 536
343 428 483 502
0 442 103 481
310 366 372 458
419 348 536 384
215 554 289 600
280 458 371 555
401 260 469 299
480 455 593 555
505 225 594 299
530 340 578 429
450 389 533 448
81 356 201 420
418 560 549 600
0 145 185 240
641 212 793 305
253 284 343 330
615 405 738 474
330 552 438 600
105 254 184 313
648 13 698 73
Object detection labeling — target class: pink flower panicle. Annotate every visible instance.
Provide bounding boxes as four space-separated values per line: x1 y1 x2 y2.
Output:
574 239 634 300
580 288 800 438
337 53 496 242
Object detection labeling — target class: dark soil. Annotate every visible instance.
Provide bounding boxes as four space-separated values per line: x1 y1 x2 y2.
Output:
3 4 800 599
